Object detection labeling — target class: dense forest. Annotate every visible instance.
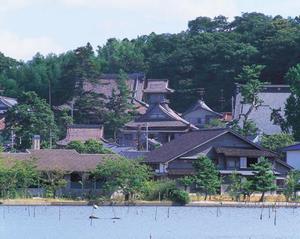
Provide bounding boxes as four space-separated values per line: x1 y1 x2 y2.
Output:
1 12 300 113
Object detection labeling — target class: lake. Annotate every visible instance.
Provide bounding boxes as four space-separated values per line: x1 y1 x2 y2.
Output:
0 205 299 239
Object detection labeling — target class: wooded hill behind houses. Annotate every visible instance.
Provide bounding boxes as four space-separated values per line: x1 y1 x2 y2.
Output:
1 12 300 114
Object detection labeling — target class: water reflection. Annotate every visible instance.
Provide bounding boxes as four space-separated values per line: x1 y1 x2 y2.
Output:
0 206 299 239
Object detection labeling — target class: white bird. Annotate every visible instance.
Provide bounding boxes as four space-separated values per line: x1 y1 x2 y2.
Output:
93 204 98 209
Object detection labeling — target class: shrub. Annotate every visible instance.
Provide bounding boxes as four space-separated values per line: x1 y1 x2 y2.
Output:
169 189 190 205
142 180 177 201
142 180 190 205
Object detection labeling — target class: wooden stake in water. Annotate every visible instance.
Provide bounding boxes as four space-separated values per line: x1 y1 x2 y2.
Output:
260 204 264 220
155 206 158 221
59 206 61 221
268 206 271 219
167 207 170 218
274 208 277 226
33 206 36 218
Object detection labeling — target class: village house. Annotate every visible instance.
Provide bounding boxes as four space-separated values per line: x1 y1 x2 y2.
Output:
1 149 118 197
233 84 291 135
56 124 105 147
118 79 198 150
0 96 17 130
58 73 148 115
182 99 222 128
144 128 291 193
282 143 300 170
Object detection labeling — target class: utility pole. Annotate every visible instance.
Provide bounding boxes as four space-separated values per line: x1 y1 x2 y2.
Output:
198 88 205 101
48 78 52 107
219 89 225 112
11 129 14 152
49 129 52 149
146 122 149 152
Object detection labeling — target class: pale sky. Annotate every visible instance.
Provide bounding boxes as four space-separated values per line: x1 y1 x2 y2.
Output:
0 0 299 60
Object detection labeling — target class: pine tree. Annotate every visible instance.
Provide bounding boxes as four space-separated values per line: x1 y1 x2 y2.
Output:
105 70 135 140
251 157 277 202
193 156 220 200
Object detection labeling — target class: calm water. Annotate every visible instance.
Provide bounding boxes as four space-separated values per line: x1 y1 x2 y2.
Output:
0 205 300 239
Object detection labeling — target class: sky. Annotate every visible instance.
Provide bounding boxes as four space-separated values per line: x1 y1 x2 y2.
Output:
0 0 299 60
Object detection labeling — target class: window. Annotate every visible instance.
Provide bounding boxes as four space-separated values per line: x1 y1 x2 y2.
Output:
227 159 236 169
240 157 247 169
124 134 133 140
247 158 258 168
70 173 82 189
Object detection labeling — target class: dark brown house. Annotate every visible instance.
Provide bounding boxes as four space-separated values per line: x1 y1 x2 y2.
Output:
145 128 291 193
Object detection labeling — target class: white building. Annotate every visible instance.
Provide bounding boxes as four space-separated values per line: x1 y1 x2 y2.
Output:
282 143 300 170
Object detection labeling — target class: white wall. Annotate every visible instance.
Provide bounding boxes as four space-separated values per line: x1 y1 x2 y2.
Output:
286 151 300 170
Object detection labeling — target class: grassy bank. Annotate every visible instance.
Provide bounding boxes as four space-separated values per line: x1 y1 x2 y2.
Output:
1 196 300 207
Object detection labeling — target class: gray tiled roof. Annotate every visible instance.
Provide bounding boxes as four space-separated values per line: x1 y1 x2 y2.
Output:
233 84 291 135
183 100 222 116
145 128 228 163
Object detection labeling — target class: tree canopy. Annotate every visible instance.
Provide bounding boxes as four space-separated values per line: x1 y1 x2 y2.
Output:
4 91 58 149
0 12 300 115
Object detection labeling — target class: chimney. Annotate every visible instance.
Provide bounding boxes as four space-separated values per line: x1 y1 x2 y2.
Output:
32 135 40 150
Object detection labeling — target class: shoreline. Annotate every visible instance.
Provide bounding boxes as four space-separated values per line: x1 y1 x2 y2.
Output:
1 198 300 208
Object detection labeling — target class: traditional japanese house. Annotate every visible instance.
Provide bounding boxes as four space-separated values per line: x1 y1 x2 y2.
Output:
182 100 222 128
56 124 105 147
145 128 291 193
118 79 198 150
1 149 119 197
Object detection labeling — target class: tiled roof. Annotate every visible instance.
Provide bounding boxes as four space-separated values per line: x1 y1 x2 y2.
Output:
125 102 198 131
143 79 174 94
183 100 221 116
282 143 300 151
56 124 104 146
233 84 291 135
215 147 277 158
1 149 118 172
145 128 229 163
83 73 146 102
0 96 17 114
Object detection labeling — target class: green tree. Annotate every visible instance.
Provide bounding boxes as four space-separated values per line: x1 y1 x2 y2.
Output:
240 178 255 201
92 158 150 200
177 176 194 191
234 65 265 135
14 159 39 197
205 118 226 129
0 158 39 198
105 70 135 140
193 156 220 200
283 170 300 201
41 169 67 198
74 91 106 124
66 139 112 154
228 171 242 201
285 64 300 140
261 133 295 152
251 157 277 202
5 91 58 149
